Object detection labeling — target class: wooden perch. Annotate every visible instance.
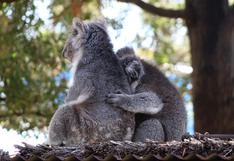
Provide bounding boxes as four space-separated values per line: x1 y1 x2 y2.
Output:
13 133 234 161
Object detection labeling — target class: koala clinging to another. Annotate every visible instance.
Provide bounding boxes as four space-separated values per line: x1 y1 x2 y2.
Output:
48 19 135 145
107 47 187 141
116 47 145 93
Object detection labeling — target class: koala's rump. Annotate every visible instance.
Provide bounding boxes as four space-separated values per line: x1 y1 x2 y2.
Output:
76 101 135 142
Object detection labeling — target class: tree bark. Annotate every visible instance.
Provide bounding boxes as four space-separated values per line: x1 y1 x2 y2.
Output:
186 0 234 133
71 0 84 17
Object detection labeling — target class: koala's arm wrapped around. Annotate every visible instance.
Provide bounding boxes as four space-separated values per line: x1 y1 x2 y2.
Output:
111 47 163 115
106 90 163 115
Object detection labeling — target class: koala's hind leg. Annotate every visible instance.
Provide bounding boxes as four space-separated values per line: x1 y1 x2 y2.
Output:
48 104 81 146
160 117 187 141
48 106 68 145
133 119 164 142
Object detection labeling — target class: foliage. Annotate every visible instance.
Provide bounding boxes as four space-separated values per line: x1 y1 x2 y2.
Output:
0 1 67 132
0 0 102 132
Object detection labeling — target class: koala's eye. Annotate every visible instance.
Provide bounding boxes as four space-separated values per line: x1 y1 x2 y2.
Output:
72 29 78 36
127 60 134 66
124 60 131 66
132 60 139 65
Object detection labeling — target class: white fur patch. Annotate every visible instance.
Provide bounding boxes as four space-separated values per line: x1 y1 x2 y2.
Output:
68 49 84 87
71 126 77 132
76 92 90 104
105 133 111 139
147 103 163 115
124 127 133 140
131 81 139 93
65 92 90 107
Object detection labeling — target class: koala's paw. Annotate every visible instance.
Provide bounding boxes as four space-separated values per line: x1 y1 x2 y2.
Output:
106 92 127 107
49 140 66 146
126 67 139 80
115 90 124 94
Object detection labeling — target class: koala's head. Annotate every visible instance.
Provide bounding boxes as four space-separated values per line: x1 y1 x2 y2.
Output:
62 18 107 62
116 47 145 82
123 57 145 81
116 47 135 60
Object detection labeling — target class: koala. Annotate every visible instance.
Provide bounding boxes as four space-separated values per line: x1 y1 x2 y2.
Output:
116 47 145 92
107 47 187 142
48 19 135 146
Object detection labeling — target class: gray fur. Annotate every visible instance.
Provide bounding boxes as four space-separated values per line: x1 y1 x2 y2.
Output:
107 47 187 142
116 47 145 92
134 119 165 141
48 19 135 145
107 47 163 115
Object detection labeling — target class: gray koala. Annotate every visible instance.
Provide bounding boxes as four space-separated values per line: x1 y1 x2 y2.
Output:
107 47 187 142
48 19 135 145
116 47 145 92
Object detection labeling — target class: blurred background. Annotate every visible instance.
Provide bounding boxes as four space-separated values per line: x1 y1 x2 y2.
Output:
1 0 233 154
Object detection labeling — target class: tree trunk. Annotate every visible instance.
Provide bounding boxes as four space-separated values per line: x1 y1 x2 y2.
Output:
186 0 234 133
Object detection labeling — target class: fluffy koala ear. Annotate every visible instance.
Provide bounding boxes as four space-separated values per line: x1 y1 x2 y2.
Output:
94 19 108 33
116 47 135 59
72 17 85 32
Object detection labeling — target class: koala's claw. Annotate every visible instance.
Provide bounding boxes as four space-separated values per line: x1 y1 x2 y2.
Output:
59 142 66 147
126 68 139 80
106 93 116 98
132 71 139 80
115 90 124 94
106 93 122 106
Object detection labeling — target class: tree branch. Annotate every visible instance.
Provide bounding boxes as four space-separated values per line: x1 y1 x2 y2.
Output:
50 5 70 25
71 0 84 17
118 0 186 19
0 0 19 3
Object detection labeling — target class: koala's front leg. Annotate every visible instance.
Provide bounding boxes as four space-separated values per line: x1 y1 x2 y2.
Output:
106 91 163 115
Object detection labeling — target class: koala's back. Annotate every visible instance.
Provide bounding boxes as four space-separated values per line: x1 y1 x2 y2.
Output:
90 56 131 98
69 52 135 143
135 61 187 141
